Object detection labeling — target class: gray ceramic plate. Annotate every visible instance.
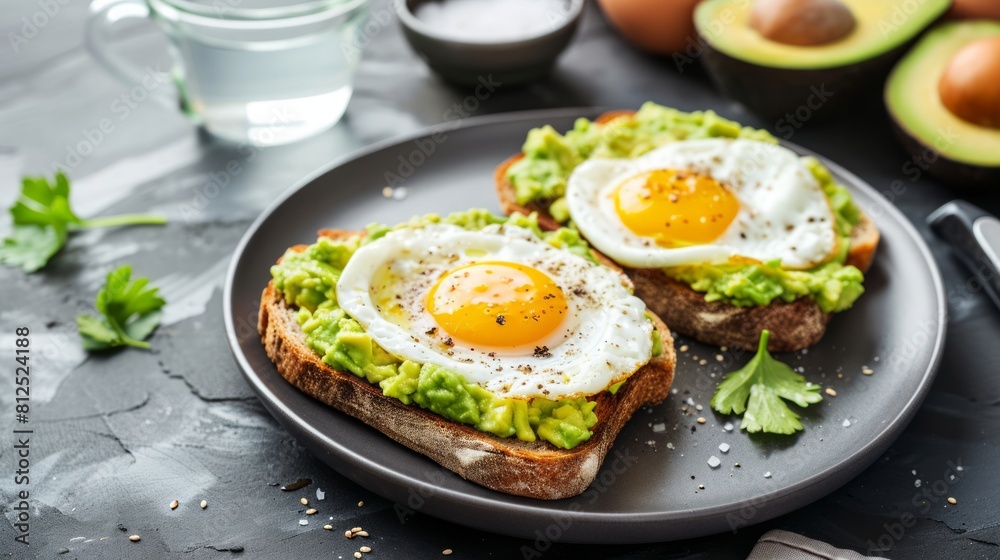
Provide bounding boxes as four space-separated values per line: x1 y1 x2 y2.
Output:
224 108 946 544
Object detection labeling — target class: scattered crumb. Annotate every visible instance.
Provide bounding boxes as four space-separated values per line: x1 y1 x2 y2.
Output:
698 484 705 489
915 479 922 488
316 489 326 501
666 442 675 450
652 423 666 433
842 419 852 428
707 456 721 468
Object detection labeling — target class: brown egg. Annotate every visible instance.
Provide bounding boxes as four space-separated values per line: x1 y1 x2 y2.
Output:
749 0 856 46
950 0 1000 20
597 0 702 55
939 36 1000 128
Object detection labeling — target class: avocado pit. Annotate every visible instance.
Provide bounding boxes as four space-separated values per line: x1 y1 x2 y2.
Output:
750 0 856 47
938 37 1000 129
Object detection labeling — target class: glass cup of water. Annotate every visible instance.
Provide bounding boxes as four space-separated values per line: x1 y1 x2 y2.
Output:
86 0 370 146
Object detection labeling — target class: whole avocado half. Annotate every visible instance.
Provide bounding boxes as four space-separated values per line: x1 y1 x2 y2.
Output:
886 21 1000 189
693 0 951 119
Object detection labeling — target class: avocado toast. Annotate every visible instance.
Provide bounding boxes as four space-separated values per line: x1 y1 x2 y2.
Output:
496 103 879 351
259 211 676 500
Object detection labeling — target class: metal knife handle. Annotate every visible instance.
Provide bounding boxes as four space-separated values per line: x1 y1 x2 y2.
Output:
928 201 1000 311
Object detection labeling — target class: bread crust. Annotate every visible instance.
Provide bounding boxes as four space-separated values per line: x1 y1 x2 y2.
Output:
259 229 676 500
495 111 880 351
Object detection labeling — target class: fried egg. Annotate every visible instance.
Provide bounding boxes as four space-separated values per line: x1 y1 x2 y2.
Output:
336 223 654 400
565 139 838 269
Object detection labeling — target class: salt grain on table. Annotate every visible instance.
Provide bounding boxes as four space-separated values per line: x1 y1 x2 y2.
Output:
707 456 721 468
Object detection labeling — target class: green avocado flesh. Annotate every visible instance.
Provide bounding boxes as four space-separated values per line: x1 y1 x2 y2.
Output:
886 21 1000 167
695 0 950 69
271 209 662 450
505 102 865 313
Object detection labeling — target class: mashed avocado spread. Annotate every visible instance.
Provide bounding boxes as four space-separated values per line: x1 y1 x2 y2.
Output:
505 102 865 313
271 210 662 450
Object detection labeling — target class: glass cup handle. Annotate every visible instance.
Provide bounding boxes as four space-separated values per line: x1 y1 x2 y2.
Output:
85 0 177 109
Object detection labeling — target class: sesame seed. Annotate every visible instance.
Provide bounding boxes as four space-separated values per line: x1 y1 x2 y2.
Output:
679 345 689 352
306 508 317 515
169 500 179 510
695 404 703 411
698 484 705 489
764 471 772 478
129 535 140 542
948 497 957 505
443 550 453 556
358 501 364 507
345 531 354 538
356 531 369 537
825 388 837 397
200 500 207 509
716 355 724 362
862 367 874 375
324 525 333 530
697 417 706 424
351 527 363 533
360 546 372 553
300 498 309 505
699 359 707 366
355 552 362 559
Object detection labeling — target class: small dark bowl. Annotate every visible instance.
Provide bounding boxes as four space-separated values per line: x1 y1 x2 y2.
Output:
396 0 584 86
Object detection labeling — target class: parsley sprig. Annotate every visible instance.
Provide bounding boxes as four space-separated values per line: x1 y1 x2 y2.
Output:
711 330 823 435
76 265 166 350
0 172 166 272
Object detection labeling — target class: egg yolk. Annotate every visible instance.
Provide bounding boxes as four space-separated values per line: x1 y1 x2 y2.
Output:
426 261 568 349
614 169 739 246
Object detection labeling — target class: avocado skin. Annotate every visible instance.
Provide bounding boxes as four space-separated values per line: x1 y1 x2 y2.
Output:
698 37 911 120
890 119 1000 190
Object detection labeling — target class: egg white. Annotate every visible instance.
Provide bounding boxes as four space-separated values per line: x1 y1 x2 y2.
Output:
335 223 654 400
565 139 839 269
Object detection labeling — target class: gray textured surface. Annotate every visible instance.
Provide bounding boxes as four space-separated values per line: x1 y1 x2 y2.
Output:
1 1 998 558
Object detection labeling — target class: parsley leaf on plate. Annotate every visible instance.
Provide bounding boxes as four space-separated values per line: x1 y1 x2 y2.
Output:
711 330 823 435
0 225 63 273
76 265 166 350
0 172 166 272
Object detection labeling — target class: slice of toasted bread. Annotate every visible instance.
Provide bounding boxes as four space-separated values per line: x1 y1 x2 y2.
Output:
259 229 676 500
495 111 880 352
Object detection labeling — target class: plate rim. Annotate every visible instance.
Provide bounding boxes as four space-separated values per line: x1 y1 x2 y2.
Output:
223 107 947 537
